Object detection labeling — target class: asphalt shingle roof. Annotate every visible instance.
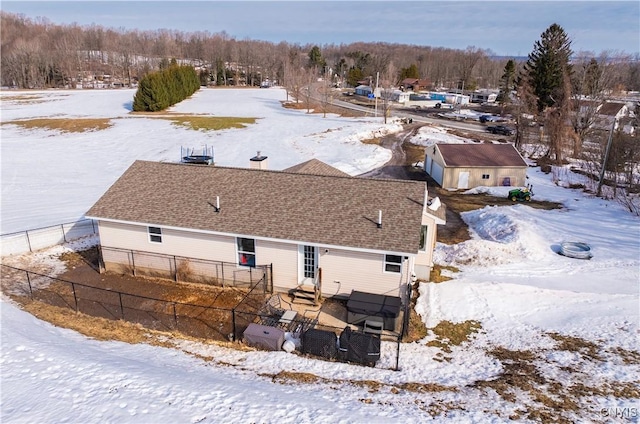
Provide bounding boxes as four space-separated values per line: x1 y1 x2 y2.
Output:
86 161 428 254
437 143 527 168
283 159 350 177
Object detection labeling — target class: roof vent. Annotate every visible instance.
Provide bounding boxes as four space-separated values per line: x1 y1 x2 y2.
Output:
377 210 382 228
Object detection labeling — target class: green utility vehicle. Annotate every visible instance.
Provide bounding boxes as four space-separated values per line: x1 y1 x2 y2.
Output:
508 186 533 202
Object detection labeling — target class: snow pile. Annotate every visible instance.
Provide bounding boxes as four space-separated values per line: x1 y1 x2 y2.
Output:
408 125 468 147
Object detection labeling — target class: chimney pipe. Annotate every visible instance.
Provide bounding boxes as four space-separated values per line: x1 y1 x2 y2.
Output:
216 196 220 212
377 210 382 228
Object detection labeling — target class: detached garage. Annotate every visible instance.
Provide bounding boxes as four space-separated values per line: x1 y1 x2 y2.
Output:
424 143 528 189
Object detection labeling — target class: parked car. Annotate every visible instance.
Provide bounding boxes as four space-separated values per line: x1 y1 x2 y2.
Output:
479 114 500 123
487 125 515 136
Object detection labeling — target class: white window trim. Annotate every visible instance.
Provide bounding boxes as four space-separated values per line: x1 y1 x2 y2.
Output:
236 237 256 267
148 226 162 243
383 254 403 274
419 225 429 252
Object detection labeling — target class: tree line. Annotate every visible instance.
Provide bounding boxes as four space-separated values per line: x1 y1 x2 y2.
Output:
2 11 637 94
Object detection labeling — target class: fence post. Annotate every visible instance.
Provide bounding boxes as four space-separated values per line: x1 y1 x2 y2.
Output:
396 335 401 371
232 309 236 342
174 256 178 282
71 282 78 312
97 246 105 273
61 224 67 243
119 292 124 319
25 230 33 253
130 250 136 276
91 219 96 234
270 263 274 293
26 270 33 298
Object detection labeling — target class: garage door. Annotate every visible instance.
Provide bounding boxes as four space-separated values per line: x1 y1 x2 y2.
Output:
431 162 444 186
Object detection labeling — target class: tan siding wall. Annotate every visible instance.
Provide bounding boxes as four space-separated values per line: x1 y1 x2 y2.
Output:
256 239 299 289
98 221 410 298
442 166 527 189
319 249 405 298
98 221 236 262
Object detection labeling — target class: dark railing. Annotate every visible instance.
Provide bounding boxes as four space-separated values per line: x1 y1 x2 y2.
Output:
2 264 270 342
2 262 403 370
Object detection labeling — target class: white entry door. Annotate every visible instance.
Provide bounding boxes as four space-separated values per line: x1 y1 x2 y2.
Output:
299 245 317 285
457 171 470 189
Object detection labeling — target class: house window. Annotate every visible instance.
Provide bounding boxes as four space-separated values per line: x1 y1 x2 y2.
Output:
148 226 162 243
384 255 402 273
237 237 256 267
419 225 429 251
482 174 490 180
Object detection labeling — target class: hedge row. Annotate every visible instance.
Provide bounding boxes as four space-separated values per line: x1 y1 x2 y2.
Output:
132 65 200 112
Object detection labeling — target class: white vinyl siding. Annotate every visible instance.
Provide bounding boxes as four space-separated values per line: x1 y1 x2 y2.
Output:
320 249 406 297
97 221 236 263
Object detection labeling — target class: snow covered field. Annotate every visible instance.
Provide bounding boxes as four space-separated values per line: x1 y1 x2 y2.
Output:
1 88 639 423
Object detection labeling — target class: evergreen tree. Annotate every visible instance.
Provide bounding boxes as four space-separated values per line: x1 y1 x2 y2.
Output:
497 59 516 106
347 67 364 87
583 58 602 96
522 23 573 112
308 45 325 69
399 64 420 80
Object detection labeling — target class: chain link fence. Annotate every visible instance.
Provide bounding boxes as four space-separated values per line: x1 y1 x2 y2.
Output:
1 219 97 256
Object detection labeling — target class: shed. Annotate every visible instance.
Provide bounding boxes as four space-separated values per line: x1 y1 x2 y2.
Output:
424 143 528 189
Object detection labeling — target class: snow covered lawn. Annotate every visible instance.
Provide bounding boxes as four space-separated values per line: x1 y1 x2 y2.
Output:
1 88 639 423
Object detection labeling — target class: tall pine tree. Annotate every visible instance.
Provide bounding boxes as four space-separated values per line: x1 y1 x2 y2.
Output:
522 23 573 112
521 23 574 164
498 59 516 108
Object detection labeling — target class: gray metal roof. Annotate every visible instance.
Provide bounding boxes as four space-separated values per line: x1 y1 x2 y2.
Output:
86 160 429 254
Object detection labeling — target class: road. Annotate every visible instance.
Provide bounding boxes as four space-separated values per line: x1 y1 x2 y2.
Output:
357 124 428 180
330 95 490 133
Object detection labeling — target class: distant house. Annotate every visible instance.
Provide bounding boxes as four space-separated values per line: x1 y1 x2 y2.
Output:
384 89 411 103
354 85 373 96
577 100 634 134
400 78 432 92
86 157 445 301
424 143 528 189
470 90 498 104
595 101 630 132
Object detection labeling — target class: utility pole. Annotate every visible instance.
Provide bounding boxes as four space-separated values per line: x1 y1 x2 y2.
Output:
596 117 617 197
374 71 379 118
